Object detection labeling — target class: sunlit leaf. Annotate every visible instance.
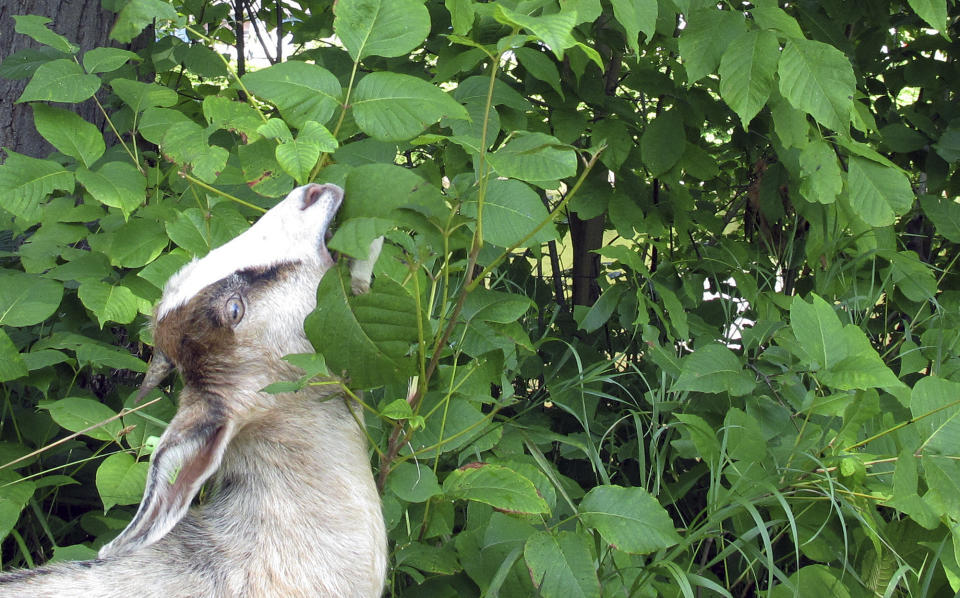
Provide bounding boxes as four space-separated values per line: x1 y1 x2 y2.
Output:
778 38 855 133
96 452 148 513
13 15 77 54
443 463 549 514
719 29 779 129
335 0 431 60
41 397 122 442
242 61 341 128
17 59 100 103
352 72 468 141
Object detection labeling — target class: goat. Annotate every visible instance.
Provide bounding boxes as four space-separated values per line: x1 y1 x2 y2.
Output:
0 184 388 597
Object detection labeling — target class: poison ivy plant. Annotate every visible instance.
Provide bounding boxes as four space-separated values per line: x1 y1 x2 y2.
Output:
2 0 960 595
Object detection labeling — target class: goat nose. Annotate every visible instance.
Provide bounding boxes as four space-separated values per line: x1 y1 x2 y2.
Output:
300 183 343 212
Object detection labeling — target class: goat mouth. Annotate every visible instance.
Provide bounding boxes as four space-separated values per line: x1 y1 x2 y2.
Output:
324 228 341 264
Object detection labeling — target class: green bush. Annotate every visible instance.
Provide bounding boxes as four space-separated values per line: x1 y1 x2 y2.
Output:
2 0 960 595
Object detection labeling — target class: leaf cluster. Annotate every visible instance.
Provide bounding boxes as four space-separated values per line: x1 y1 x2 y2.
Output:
2 0 960 596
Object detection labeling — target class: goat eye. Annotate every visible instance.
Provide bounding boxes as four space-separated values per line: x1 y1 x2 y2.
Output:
224 295 245 325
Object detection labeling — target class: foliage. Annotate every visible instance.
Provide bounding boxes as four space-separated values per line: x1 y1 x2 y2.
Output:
1 0 960 595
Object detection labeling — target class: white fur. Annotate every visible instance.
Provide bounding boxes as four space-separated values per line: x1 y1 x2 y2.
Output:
158 185 341 319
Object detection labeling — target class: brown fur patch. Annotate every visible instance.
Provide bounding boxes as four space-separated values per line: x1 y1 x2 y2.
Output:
153 262 300 390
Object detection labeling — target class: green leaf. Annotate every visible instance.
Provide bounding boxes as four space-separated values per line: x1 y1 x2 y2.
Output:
13 15 78 54
82 47 141 74
724 408 767 462
165 207 211 256
111 0 181 44
462 289 535 324
887 447 939 529
36 332 146 372
32 104 105 167
885 250 937 303
678 8 747 84
0 329 28 383
920 195 960 243
778 38 856 133
910 377 960 456
718 30 779 129
89 218 168 268
818 326 901 390
77 162 146 217
21 349 72 372
328 217 394 259
242 61 342 128
0 471 36 541
641 110 685 178
908 0 948 32
335 0 431 60
138 107 191 145
338 163 445 222
798 139 842 204
790 293 846 370
495 6 577 60
276 137 321 185
770 95 809 148
0 270 64 327
41 397 122 442
445 0 476 35
17 59 100 103
933 122 960 162
352 72 468 141
0 151 74 224
96 452 148 513
673 344 755 396
111 79 177 113
159 121 229 183
396 542 461 575
305 264 418 388
681 142 719 180
0 47 71 80
257 118 293 142
524 531 600 598
461 179 558 248
579 485 681 554
487 132 577 187
387 462 442 503
443 463 549 514
752 4 804 38
299 120 338 152
591 118 633 171
77 280 141 327
845 157 914 227
514 47 563 98
203 96 264 141
576 284 627 333
674 413 721 464
769 565 851 598
609 0 657 57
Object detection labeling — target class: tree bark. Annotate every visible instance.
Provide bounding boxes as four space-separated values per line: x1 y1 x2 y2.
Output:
569 212 604 307
0 0 126 160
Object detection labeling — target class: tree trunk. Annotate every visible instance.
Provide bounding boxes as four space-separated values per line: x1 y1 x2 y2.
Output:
0 0 130 159
569 212 604 307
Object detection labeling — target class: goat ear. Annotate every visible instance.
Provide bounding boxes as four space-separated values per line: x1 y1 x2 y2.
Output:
98 407 233 559
349 236 384 295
